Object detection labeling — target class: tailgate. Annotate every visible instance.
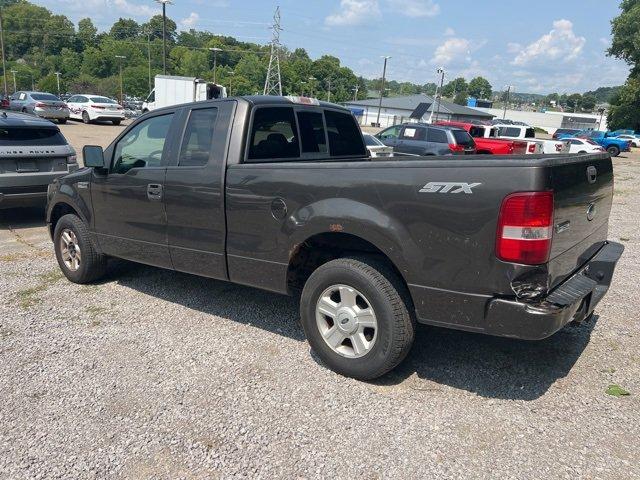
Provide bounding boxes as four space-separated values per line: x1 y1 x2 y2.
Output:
548 154 613 288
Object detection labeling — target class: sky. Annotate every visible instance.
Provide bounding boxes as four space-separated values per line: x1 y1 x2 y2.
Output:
35 0 630 94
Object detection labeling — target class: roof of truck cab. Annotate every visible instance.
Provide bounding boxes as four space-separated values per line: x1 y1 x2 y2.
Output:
0 110 58 127
240 95 350 110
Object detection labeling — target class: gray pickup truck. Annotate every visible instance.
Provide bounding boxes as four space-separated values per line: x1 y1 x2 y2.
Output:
1 111 78 209
46 96 623 380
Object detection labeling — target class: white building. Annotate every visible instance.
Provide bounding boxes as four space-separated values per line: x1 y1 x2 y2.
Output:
475 107 607 134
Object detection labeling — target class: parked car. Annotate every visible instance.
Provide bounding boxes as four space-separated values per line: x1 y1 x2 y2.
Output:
552 128 581 140
66 94 125 125
495 124 569 154
611 134 640 148
375 123 476 155
1 111 78 209
435 121 528 155
46 95 623 380
0 94 10 110
560 130 630 157
363 133 393 158
8 91 70 124
564 137 606 154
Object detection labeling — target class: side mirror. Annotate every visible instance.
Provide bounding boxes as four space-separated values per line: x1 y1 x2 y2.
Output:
83 145 106 168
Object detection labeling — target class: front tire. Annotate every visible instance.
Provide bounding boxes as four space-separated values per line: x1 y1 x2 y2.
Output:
82 111 91 124
607 145 620 157
58 118 67 124
54 214 106 284
300 257 415 380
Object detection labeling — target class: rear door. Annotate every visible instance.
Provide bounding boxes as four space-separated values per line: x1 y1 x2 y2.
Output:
164 102 234 279
547 155 614 287
91 111 179 268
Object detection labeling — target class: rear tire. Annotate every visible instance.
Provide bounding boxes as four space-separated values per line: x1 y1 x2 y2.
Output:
53 214 107 284
112 119 121 126
82 111 91 124
58 118 67 124
607 145 620 157
300 257 415 380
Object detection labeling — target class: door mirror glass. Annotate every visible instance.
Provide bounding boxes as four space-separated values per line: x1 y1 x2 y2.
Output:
83 145 106 168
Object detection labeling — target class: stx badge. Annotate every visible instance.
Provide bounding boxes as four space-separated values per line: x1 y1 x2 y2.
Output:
419 182 482 194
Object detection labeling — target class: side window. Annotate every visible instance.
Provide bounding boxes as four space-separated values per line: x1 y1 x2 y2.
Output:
178 108 218 167
296 111 327 154
469 126 483 138
428 128 448 144
112 113 173 174
400 126 426 141
525 128 536 138
324 110 366 156
147 90 155 103
378 125 401 140
67 96 77 103
501 127 521 137
248 107 300 161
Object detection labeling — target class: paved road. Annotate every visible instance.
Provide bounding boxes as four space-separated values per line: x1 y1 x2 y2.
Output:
0 136 638 478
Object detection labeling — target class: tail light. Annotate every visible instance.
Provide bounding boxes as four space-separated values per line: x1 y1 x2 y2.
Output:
117 105 124 110
35 102 46 108
528 143 536 153
66 154 77 164
496 191 554 265
555 144 562 152
448 143 464 152
91 104 105 109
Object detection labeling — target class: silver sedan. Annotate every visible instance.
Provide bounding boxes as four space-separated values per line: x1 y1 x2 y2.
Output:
9 91 70 124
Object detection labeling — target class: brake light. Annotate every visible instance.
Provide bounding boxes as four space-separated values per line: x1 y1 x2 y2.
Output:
66 155 77 164
35 102 46 108
448 143 464 152
496 191 554 265
91 104 105 109
528 143 536 153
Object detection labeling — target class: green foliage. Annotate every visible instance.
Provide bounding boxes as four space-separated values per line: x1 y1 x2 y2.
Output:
608 77 640 130
442 77 468 98
37 73 62 94
110 18 141 40
608 0 640 71
468 76 492 99
605 384 630 397
453 91 468 105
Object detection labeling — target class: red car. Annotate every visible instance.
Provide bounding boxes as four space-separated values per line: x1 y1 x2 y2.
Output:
0 95 9 110
436 121 529 155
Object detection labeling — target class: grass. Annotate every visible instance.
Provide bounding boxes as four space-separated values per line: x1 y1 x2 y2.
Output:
605 384 630 397
15 269 64 309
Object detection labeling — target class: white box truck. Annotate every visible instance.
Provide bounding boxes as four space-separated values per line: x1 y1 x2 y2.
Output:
141 75 227 113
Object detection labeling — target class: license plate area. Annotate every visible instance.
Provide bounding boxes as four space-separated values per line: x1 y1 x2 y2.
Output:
17 160 39 173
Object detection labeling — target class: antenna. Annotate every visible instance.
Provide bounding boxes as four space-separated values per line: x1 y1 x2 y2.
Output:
263 6 283 96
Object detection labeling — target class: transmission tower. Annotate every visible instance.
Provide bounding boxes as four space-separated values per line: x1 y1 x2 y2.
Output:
263 6 283 96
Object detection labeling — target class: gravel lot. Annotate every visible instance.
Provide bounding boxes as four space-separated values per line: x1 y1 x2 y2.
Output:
0 122 639 479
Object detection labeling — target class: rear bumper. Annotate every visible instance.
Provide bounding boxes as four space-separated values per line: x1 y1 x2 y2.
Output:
34 108 70 119
412 241 624 340
484 241 624 340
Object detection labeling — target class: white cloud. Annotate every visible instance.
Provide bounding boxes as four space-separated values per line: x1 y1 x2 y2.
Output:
386 0 440 18
180 12 200 29
512 19 586 66
431 37 472 65
507 42 521 54
444 27 455 36
325 0 381 26
110 0 156 17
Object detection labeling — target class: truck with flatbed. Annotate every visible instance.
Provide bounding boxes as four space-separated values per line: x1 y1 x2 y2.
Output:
46 95 623 380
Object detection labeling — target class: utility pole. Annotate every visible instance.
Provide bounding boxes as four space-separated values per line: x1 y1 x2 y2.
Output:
10 69 16 92
146 30 152 92
502 85 513 119
263 6 283 96
308 76 316 97
115 55 126 106
376 55 390 127
431 67 445 123
227 70 234 96
0 8 7 96
209 47 221 83
155 0 172 75
326 77 332 102
352 84 359 101
54 72 61 96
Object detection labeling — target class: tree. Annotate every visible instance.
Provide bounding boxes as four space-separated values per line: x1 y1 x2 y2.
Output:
566 93 582 112
608 77 640 130
580 94 597 112
142 15 177 42
608 0 640 73
467 76 492 99
453 91 468 105
110 18 140 40
442 77 467 98
422 82 437 95
77 18 98 50
38 74 62 94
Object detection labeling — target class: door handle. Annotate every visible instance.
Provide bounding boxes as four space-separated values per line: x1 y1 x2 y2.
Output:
147 183 163 201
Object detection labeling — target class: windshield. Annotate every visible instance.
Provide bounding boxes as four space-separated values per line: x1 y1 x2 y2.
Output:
89 96 117 104
31 93 60 101
363 134 383 146
0 127 66 146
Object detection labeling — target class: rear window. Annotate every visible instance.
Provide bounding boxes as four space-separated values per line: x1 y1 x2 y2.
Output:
452 130 473 146
0 127 66 146
325 110 366 157
31 93 60 101
428 128 449 144
525 128 536 138
89 96 117 104
248 107 300 160
297 111 327 154
363 134 383 146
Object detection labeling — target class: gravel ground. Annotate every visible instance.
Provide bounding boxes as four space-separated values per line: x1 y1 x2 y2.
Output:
0 139 638 478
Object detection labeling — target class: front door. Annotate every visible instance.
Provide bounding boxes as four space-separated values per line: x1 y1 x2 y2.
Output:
396 125 427 155
91 112 176 268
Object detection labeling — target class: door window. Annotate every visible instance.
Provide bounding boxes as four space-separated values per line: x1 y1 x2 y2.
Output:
248 107 300 160
112 113 173 174
378 125 402 140
400 126 426 141
427 128 449 144
178 108 218 166
324 110 366 157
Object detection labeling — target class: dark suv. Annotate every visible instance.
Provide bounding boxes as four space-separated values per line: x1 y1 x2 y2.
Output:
1 111 78 209
375 123 475 155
